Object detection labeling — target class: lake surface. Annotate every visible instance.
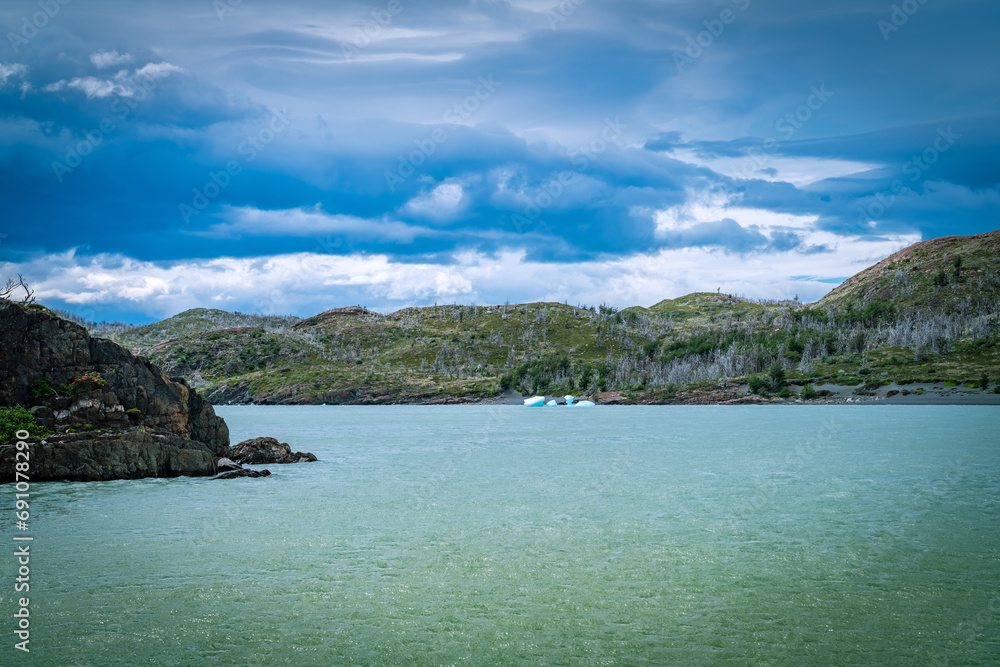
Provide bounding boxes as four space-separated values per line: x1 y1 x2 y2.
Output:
6 406 1000 665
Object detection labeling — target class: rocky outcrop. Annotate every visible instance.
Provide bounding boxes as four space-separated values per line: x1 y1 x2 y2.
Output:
1 430 217 482
229 437 317 464
0 301 230 482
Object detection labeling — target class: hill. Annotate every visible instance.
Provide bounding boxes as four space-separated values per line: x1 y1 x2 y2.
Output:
83 231 1000 404
107 308 301 348
818 229 1000 311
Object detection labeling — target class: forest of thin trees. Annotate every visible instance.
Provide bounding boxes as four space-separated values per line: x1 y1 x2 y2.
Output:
6 267 992 396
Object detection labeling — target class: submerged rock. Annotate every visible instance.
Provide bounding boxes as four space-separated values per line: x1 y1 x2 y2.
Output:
212 468 271 480
229 436 317 464
216 457 242 472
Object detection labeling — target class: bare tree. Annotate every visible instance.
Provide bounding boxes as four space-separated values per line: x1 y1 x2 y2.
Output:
0 274 35 305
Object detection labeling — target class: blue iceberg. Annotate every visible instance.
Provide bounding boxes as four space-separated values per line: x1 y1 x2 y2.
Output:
523 395 596 407
563 395 595 407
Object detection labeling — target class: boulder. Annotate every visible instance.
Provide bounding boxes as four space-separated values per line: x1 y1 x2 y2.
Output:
229 436 317 464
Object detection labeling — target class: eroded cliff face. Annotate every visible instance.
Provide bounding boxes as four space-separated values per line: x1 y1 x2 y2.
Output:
0 301 230 481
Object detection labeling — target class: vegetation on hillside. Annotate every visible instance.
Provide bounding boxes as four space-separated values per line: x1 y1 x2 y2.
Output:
818 230 1000 311
32 230 999 404
59 307 302 343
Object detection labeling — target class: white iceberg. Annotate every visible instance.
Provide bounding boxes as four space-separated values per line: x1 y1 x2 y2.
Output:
564 394 594 407
523 396 546 407
545 399 558 406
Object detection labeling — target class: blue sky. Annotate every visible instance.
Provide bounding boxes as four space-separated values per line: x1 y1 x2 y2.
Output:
1 0 997 323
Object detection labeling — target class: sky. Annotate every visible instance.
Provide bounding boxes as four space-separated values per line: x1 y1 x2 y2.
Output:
0 0 997 323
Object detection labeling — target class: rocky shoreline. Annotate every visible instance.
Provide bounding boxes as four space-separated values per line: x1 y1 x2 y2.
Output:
0 301 317 483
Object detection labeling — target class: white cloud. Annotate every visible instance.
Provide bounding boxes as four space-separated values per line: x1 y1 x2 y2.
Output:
43 62 182 99
0 62 28 87
650 190 854 256
5 232 919 321
46 76 128 99
90 50 134 69
403 182 465 221
672 147 877 187
199 205 435 243
132 62 182 80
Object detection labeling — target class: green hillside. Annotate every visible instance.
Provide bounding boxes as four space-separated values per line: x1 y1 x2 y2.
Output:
86 231 1000 404
818 230 1000 311
108 308 301 348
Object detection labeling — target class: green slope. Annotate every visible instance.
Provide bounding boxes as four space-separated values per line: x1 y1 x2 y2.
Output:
83 230 1000 404
110 308 301 349
818 229 1000 311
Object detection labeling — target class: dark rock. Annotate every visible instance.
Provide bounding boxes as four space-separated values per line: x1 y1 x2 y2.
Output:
229 436 317 464
0 429 217 482
212 468 271 480
0 301 229 456
0 301 231 482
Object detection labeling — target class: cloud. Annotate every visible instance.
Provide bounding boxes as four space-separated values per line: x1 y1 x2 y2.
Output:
43 62 182 99
670 147 878 187
7 229 920 321
44 76 127 99
658 218 770 253
650 188 845 254
199 205 435 243
132 62 183 80
90 50 134 69
0 63 28 87
403 182 466 221
1 0 998 323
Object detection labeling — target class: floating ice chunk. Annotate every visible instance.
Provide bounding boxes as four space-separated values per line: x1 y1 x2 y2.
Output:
546 400 558 406
523 396 546 407
564 394 594 406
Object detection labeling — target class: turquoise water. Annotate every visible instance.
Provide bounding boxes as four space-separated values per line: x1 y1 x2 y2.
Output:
4 406 1000 665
